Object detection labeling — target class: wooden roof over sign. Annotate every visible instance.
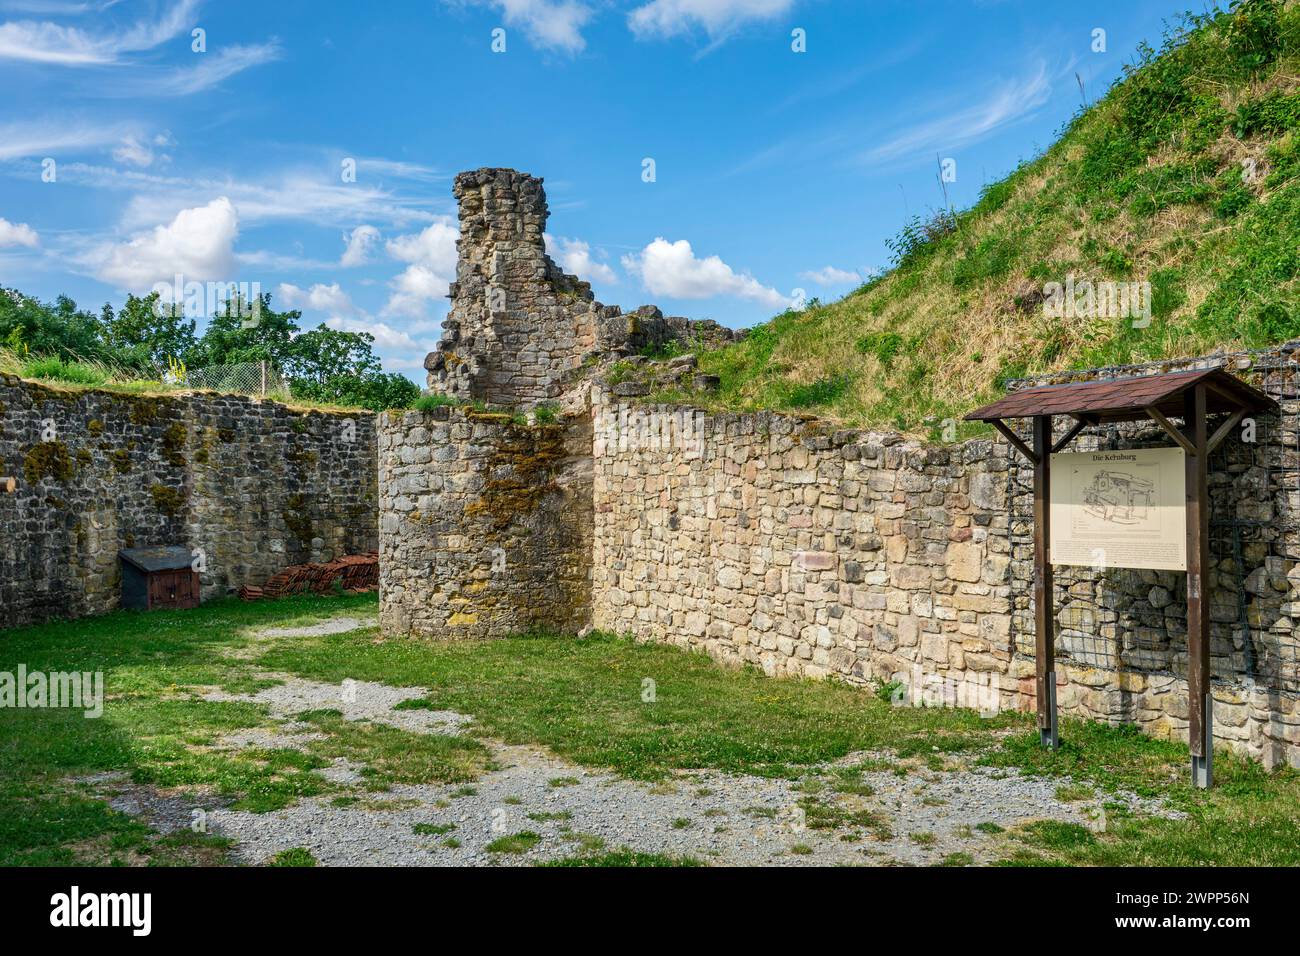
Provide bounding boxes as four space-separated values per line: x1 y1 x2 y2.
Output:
964 367 1278 425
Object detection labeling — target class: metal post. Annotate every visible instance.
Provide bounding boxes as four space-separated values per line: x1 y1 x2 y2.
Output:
1033 414 1058 749
1185 385 1212 788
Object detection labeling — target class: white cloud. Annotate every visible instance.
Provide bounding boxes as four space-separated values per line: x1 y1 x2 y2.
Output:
87 196 239 289
0 217 39 248
0 118 135 159
68 164 443 232
384 264 450 319
385 220 459 274
277 282 357 316
622 237 787 308
114 41 282 97
112 134 154 168
340 224 380 267
628 0 794 41
859 61 1052 165
546 233 616 284
454 0 594 54
0 0 197 65
383 219 459 317
325 316 425 355
800 265 859 286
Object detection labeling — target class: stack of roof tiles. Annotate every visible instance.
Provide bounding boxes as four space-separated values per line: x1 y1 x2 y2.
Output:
238 552 379 601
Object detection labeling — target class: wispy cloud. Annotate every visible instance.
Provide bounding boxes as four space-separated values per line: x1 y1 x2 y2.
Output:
0 117 137 159
50 161 445 231
100 41 282 97
858 61 1053 166
448 0 594 54
799 265 859 286
628 0 795 46
733 59 1056 177
0 0 197 65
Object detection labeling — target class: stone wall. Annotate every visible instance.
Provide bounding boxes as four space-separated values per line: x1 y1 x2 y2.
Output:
0 375 378 629
424 168 739 407
588 363 1300 768
378 405 593 639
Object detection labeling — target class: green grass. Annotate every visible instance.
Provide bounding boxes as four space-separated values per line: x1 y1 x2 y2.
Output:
412 822 456 836
4 592 1300 867
0 592 399 865
268 847 318 867
485 831 541 854
260 629 1026 781
691 2 1300 436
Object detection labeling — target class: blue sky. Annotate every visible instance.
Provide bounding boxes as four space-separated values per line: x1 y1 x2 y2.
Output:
0 0 1216 380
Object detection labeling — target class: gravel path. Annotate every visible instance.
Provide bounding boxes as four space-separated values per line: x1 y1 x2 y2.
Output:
91 614 1179 867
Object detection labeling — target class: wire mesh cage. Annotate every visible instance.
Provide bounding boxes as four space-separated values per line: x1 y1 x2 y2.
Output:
1005 350 1300 698
177 361 287 398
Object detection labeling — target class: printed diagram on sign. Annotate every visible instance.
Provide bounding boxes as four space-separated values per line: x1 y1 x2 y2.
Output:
1049 447 1186 572
1081 470 1155 525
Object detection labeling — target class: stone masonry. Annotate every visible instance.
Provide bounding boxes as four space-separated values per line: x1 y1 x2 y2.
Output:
587 364 1300 769
424 168 739 407
0 375 377 629
379 404 592 639
380 166 1300 770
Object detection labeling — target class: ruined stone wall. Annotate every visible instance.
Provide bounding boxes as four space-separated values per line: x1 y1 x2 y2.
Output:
0 375 377 629
425 168 740 407
589 364 1300 769
378 405 592 639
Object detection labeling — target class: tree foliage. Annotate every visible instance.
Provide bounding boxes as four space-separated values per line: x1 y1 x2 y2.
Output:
0 286 421 411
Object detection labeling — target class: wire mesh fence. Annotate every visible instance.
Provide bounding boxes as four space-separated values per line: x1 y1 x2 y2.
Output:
1005 349 1300 697
175 361 287 398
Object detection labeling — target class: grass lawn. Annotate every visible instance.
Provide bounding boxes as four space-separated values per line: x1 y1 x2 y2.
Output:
2 592 1298 866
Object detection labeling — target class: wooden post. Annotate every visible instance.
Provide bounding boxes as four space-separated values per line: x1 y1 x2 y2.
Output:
1032 414 1058 748
1185 385 1212 787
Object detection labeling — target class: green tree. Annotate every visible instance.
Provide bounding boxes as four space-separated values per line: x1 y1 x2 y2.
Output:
0 288 109 360
189 292 300 369
284 325 381 384
285 324 420 411
100 292 197 371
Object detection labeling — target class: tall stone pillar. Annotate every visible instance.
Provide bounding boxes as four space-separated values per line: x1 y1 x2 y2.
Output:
424 168 603 407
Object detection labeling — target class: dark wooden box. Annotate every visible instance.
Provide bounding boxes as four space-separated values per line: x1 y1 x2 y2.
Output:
119 547 201 611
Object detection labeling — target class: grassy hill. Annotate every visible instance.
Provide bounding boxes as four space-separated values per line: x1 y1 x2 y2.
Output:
696 0 1299 439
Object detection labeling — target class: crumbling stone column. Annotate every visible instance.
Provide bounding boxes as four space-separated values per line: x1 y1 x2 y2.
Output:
424 168 611 407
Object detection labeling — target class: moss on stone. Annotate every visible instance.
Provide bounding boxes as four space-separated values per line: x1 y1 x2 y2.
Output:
128 399 162 426
464 422 567 531
23 441 73 483
161 422 187 467
87 419 104 436
217 427 236 443
110 448 133 474
150 484 186 517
